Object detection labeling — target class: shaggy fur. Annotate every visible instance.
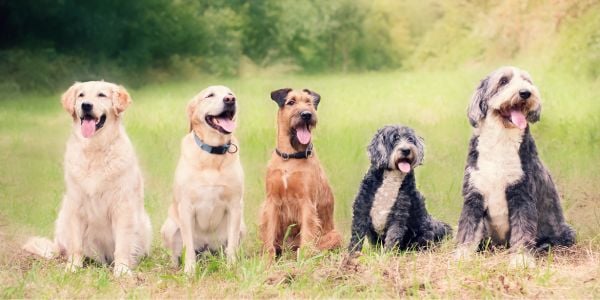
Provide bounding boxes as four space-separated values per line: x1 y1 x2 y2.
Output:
22 81 152 276
456 66 575 267
259 88 342 259
160 85 245 275
348 125 451 253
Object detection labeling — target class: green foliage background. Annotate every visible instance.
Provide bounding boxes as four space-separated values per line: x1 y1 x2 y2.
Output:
1 0 598 92
1 1 600 297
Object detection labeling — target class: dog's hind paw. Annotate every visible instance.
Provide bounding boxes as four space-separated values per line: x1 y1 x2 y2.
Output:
113 263 133 277
317 230 343 250
509 253 536 269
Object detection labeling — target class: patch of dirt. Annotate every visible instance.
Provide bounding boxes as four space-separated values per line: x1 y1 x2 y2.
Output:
265 268 299 286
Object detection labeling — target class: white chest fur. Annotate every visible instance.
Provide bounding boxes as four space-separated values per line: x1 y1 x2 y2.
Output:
470 117 524 242
370 170 405 235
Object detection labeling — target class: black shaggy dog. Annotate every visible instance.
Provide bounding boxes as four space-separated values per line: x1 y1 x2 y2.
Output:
455 66 575 268
348 125 451 253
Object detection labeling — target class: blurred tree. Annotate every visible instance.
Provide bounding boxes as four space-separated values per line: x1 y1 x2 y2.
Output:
0 0 205 69
0 0 597 92
187 0 244 75
240 0 279 65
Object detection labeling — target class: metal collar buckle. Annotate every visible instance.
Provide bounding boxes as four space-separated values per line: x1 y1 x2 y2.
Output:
227 143 238 154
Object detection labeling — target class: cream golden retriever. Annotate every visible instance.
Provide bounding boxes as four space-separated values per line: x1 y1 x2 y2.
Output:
160 85 245 275
22 81 152 276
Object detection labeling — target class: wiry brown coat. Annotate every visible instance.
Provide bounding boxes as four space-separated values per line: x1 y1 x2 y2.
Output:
259 89 342 257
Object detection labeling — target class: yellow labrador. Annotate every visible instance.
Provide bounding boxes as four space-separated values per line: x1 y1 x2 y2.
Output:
22 81 152 276
160 85 245 275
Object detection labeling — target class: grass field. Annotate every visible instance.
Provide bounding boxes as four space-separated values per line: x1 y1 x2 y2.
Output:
1 67 599 298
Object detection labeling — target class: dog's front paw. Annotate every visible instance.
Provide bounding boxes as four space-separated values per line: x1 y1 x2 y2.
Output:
226 249 237 265
509 253 536 269
453 246 473 262
65 262 81 273
297 245 318 260
183 261 196 276
262 247 277 265
348 250 363 259
65 256 83 273
113 263 132 277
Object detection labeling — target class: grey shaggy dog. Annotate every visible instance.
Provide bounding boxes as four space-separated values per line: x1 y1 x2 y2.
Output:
348 125 451 253
455 66 575 267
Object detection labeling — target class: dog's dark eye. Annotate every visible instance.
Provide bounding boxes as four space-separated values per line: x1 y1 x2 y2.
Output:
98 93 106 97
205 93 214 99
499 77 509 86
78 93 84 98
393 134 400 142
287 100 295 106
407 136 415 143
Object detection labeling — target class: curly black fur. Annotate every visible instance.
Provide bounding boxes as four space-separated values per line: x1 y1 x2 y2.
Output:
348 125 452 252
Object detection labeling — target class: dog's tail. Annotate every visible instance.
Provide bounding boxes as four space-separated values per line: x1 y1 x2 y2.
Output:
22 237 59 259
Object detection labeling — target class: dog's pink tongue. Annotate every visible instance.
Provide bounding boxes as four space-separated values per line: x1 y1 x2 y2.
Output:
296 126 311 145
398 162 411 173
81 119 96 138
215 117 236 133
510 109 527 130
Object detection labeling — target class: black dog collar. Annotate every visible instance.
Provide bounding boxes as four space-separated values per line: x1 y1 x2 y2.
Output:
275 143 313 160
193 133 238 155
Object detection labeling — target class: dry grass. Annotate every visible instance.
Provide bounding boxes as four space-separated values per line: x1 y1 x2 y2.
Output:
0 69 598 298
1 232 599 298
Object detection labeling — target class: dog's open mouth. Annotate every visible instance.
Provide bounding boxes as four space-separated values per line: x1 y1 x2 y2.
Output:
80 114 106 138
498 103 527 130
206 108 236 134
293 123 312 145
396 158 413 173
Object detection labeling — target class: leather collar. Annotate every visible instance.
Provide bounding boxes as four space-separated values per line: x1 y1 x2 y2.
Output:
193 132 237 155
275 143 313 160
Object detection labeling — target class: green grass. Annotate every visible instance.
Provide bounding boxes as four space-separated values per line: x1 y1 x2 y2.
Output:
0 68 599 298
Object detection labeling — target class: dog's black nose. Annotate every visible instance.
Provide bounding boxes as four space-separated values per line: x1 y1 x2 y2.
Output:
223 95 236 105
81 102 93 112
519 89 531 100
401 148 411 156
300 111 312 121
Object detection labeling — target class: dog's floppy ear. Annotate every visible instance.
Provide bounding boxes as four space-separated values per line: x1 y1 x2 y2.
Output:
467 76 489 128
367 127 389 169
270 88 292 108
303 88 321 110
527 104 542 124
186 98 198 132
112 85 132 116
61 82 81 118
415 135 426 166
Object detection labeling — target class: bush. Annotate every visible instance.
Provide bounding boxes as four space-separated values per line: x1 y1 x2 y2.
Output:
553 2 600 79
1 0 598 93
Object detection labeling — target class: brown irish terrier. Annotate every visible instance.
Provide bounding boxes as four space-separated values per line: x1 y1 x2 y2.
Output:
259 88 342 259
